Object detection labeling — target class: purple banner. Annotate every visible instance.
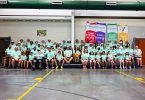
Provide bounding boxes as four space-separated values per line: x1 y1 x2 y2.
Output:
96 23 106 43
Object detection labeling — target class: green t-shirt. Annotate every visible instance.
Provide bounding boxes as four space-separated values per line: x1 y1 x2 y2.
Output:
35 53 44 59
45 51 55 60
101 55 106 60
29 55 34 60
64 50 72 57
11 50 21 60
81 53 89 60
125 55 131 60
95 55 100 60
21 55 27 60
5 48 12 56
118 55 124 60
89 55 95 60
56 54 63 61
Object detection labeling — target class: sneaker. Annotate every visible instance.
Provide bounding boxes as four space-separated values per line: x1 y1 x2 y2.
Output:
120 66 122 69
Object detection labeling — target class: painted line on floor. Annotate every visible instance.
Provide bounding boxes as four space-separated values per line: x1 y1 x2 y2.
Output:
17 69 53 100
115 70 145 84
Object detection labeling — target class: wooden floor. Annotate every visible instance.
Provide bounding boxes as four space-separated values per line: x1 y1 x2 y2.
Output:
0 68 145 100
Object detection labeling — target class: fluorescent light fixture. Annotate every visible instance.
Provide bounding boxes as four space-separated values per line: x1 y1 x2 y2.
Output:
106 1 117 6
0 0 7 4
51 0 63 5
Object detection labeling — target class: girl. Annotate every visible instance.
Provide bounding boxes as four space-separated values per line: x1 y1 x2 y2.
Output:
55 50 64 70
89 52 96 69
101 51 107 69
95 52 101 68
128 45 135 68
4 45 12 67
125 52 132 69
81 49 89 69
27 52 35 69
134 45 142 68
107 51 114 69
20 52 27 68
118 53 125 69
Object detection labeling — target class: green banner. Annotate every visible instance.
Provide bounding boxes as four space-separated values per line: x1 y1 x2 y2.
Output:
107 23 118 43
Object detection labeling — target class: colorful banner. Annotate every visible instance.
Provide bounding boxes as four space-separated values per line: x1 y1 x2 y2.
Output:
107 23 118 43
96 23 106 43
118 24 128 43
85 22 96 44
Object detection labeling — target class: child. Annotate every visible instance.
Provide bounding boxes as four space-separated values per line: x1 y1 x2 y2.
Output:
27 52 35 69
55 50 64 70
81 49 89 69
73 47 81 62
134 45 142 68
89 52 96 69
4 45 12 67
125 52 132 69
107 51 114 69
95 52 101 68
101 51 107 69
118 53 125 69
64 46 73 64
20 52 27 68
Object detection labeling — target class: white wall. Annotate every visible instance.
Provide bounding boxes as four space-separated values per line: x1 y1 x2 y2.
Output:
75 18 145 43
0 18 145 44
0 20 71 43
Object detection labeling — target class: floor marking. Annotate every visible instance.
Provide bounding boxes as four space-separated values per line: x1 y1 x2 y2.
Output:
6 99 16 100
17 69 53 100
34 78 42 81
115 70 145 84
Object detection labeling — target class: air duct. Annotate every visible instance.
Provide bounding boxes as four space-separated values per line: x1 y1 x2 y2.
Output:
0 0 145 11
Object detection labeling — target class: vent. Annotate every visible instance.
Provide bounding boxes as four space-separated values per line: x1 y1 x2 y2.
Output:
51 0 63 5
0 0 7 4
106 1 117 6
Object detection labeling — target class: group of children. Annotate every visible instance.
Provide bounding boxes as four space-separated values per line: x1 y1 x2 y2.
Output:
3 39 142 70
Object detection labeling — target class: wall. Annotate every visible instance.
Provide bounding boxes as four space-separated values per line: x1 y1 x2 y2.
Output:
0 20 71 43
0 18 145 44
75 18 145 44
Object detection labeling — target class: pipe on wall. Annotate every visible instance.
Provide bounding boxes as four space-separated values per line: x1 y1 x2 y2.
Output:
0 0 145 10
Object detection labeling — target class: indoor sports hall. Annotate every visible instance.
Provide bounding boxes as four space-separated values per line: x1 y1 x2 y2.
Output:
0 0 145 100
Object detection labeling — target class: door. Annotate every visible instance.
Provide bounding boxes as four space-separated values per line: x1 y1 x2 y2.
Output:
135 38 145 65
0 37 11 64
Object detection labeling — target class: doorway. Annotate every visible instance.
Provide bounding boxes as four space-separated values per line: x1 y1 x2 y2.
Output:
135 38 145 65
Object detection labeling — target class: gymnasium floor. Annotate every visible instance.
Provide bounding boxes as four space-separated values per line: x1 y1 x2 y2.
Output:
0 68 145 100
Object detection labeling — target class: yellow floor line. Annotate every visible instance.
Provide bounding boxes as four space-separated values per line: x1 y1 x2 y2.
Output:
115 70 145 84
17 69 53 100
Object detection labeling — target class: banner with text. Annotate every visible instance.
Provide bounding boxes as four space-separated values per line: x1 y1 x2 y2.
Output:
96 23 106 43
85 22 97 44
118 24 128 43
107 23 118 43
